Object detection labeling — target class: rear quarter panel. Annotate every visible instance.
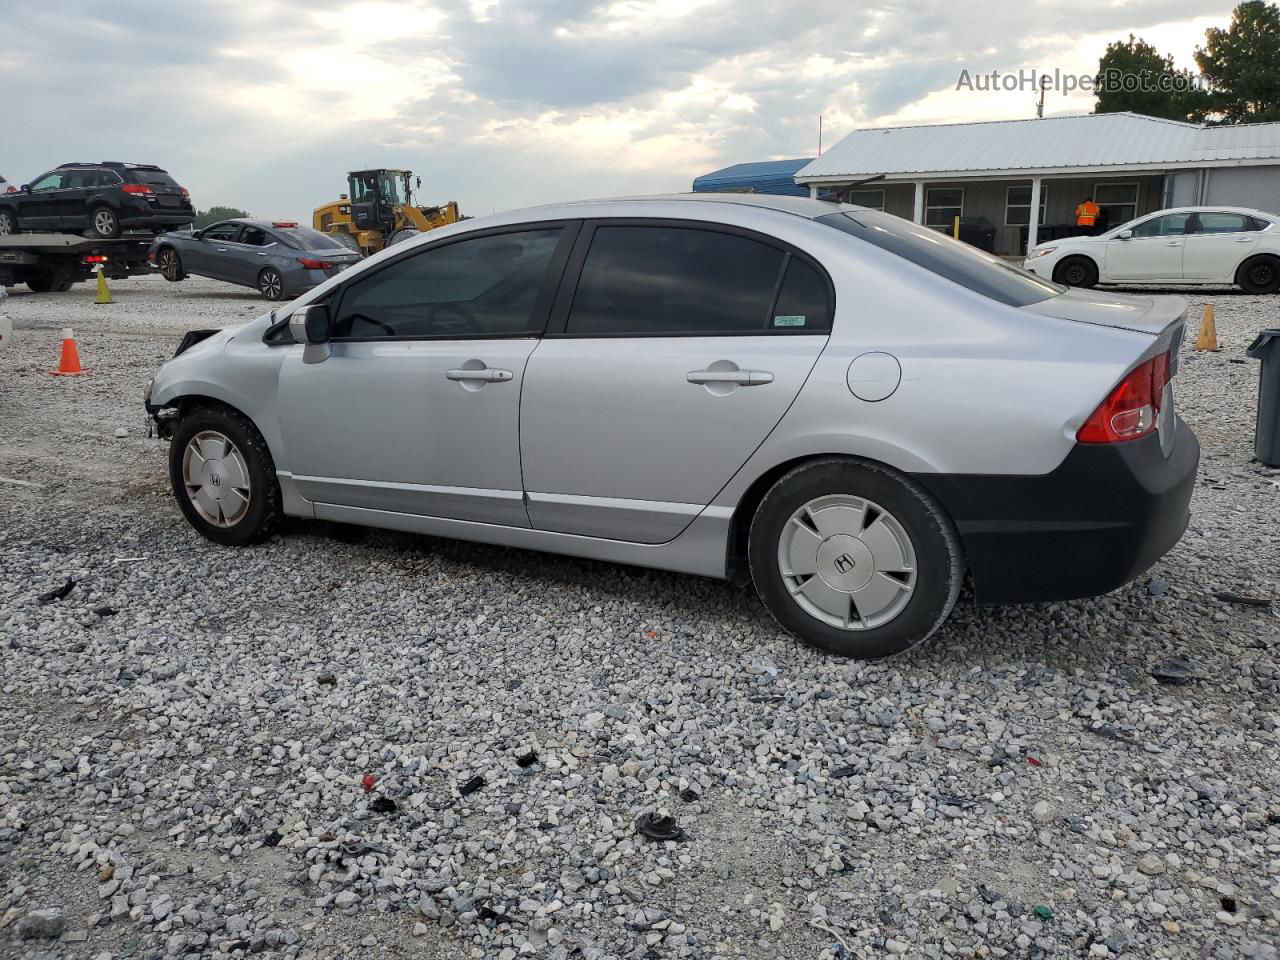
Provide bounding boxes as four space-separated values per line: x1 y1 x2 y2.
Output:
711 230 1155 510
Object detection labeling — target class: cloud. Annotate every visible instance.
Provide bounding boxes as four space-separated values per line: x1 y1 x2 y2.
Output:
0 0 1240 221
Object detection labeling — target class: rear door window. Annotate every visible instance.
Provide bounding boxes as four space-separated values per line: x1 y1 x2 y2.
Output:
564 224 830 336
1193 212 1254 234
817 210 1062 307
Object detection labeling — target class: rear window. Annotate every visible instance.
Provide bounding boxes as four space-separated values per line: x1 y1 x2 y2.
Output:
277 227 349 251
817 210 1063 307
127 168 180 187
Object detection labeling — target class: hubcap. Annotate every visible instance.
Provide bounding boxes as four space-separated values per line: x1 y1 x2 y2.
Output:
261 271 281 298
95 210 115 235
777 495 917 630
0 215 11 236
182 431 251 527
1251 264 1274 286
160 251 177 279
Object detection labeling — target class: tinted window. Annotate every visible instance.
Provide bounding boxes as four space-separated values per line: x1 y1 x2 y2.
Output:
278 227 348 251
1195 212 1253 234
771 258 831 331
130 169 180 187
818 210 1063 307
202 223 241 242
1131 213 1192 238
566 226 788 336
333 228 561 339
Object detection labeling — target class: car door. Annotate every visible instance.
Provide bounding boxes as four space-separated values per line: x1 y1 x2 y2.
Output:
17 171 66 228
1104 212 1192 281
519 221 832 544
276 223 575 525
55 170 93 229
224 224 277 285
1182 212 1262 281
185 222 244 280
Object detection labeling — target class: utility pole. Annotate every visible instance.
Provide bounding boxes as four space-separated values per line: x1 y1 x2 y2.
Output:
1035 75 1048 118
818 115 823 156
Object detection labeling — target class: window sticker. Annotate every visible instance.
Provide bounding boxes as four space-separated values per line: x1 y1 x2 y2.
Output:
773 315 806 327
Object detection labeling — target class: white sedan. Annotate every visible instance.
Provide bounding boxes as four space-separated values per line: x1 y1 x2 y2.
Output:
1024 206 1280 293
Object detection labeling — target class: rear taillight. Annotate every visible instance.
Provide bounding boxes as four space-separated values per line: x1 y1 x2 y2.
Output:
180 187 190 198
121 184 154 197
1077 353 1172 444
297 257 331 269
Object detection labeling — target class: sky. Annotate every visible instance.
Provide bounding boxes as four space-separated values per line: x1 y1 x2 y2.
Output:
0 0 1240 222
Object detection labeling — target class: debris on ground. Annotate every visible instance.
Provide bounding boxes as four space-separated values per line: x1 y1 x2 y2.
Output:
36 578 74 605
636 812 686 842
1151 656 1196 685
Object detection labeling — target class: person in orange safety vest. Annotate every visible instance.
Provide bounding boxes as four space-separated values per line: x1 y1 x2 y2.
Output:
1076 198 1101 229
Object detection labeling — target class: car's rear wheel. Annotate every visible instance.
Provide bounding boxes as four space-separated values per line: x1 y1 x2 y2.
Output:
26 267 73 293
0 209 17 236
89 206 121 239
257 267 285 301
1053 255 1099 288
157 247 185 282
169 405 281 546
1237 255 1280 294
748 459 963 659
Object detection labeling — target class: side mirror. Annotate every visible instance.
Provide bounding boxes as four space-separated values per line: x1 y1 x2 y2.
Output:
20 184 30 193
290 304 331 344
1118 230 1132 240
191 229 204 240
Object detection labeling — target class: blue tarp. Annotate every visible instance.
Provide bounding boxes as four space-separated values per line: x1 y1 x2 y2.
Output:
692 158 813 196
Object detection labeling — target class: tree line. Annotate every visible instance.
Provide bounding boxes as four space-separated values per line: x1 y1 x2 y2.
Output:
1095 0 1280 123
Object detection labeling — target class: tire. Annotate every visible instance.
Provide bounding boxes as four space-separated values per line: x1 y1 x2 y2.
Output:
257 267 285 301
157 246 186 282
1053 256 1099 288
387 227 421 246
748 458 963 659
26 271 55 293
1237 255 1280 294
0 209 16 236
169 405 281 547
89 206 121 239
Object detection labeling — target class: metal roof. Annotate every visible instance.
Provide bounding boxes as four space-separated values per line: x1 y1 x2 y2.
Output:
692 158 813 196
796 112 1280 182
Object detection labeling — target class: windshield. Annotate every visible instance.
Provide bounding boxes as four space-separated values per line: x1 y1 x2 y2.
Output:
349 171 408 205
817 210 1064 307
277 227 350 252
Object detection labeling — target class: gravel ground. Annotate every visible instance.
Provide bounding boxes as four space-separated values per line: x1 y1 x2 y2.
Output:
1 274 1278 960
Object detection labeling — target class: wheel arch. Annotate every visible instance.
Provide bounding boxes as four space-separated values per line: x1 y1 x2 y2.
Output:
723 452 965 584
1052 252 1100 285
1235 252 1280 289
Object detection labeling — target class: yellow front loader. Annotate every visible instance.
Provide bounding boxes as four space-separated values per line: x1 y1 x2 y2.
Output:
313 169 461 257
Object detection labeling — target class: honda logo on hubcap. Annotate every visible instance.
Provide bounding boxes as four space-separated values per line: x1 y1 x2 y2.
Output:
833 553 856 574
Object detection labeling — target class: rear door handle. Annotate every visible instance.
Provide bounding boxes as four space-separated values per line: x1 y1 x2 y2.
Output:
1165 241 1182 247
687 368 773 386
1234 236 1256 242
446 367 513 382
216 247 228 252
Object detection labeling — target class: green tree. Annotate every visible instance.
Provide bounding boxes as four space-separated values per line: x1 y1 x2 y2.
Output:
193 205 251 228
1094 34 1208 121
1195 1 1280 122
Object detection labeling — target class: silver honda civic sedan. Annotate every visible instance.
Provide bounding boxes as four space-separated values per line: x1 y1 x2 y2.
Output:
145 195 1199 659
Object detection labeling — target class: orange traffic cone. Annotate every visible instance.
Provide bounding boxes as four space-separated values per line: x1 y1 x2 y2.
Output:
1194 304 1219 351
51 327 89 376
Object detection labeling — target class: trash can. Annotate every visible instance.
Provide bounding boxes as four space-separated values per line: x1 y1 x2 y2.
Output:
1247 328 1280 467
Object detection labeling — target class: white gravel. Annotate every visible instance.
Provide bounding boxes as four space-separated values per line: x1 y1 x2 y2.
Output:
1 274 1278 960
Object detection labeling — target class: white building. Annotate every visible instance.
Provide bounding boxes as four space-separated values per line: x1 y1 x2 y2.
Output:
794 112 1280 256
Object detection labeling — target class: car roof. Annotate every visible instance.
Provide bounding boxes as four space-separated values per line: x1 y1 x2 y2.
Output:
546 193 855 221
1141 205 1276 219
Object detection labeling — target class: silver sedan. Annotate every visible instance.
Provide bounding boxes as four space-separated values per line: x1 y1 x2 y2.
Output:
145 195 1198 658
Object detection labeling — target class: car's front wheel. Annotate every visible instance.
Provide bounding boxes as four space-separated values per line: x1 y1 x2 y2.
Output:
1053 255 1099 288
748 459 963 659
157 247 185 282
1237 255 1280 294
169 405 281 546
90 206 121 239
0 209 17 236
258 267 285 300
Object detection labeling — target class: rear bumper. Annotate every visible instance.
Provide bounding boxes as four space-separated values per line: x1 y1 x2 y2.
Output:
912 418 1199 605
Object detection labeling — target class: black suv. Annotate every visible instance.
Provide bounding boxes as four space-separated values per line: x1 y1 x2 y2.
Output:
0 162 194 239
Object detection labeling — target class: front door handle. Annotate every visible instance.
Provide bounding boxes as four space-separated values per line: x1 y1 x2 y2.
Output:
1165 241 1182 247
216 247 228 252
446 367 513 383
687 368 773 386
1234 236 1256 242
